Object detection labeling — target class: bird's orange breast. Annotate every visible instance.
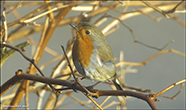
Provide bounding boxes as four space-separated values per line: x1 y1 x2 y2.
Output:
72 33 94 68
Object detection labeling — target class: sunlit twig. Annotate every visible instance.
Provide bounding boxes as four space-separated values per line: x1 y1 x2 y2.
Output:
155 79 186 98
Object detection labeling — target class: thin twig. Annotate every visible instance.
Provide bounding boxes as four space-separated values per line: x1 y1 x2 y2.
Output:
139 10 162 22
5 0 23 15
53 93 60 110
159 84 183 99
103 101 120 109
45 0 54 20
0 43 59 93
103 14 174 51
68 93 94 109
159 83 184 100
141 0 184 18
42 92 56 109
83 92 103 110
56 94 68 107
22 2 95 24
36 90 46 109
116 49 186 67
25 80 29 110
2 9 7 44
171 83 183 99
155 78 186 98
100 96 112 107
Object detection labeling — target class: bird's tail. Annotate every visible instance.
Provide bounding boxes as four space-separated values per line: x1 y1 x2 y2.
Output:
112 75 123 90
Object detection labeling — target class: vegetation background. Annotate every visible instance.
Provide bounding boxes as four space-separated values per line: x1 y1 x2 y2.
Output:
1 1 185 109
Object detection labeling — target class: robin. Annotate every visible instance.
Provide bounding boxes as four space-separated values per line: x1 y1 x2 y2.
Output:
70 22 123 90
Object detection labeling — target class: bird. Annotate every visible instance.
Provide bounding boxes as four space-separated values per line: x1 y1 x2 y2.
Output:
70 22 123 90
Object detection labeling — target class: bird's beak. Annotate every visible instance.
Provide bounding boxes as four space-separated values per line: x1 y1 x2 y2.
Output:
69 24 79 32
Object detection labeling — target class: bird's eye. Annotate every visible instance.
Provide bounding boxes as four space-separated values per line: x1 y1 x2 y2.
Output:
85 30 90 35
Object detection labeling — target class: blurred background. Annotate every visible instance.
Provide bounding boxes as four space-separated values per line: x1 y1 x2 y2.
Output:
1 1 185 109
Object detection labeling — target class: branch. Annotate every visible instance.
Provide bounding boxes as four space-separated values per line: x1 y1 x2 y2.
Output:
1 72 159 110
0 41 30 67
141 0 184 18
0 43 59 94
155 78 186 98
